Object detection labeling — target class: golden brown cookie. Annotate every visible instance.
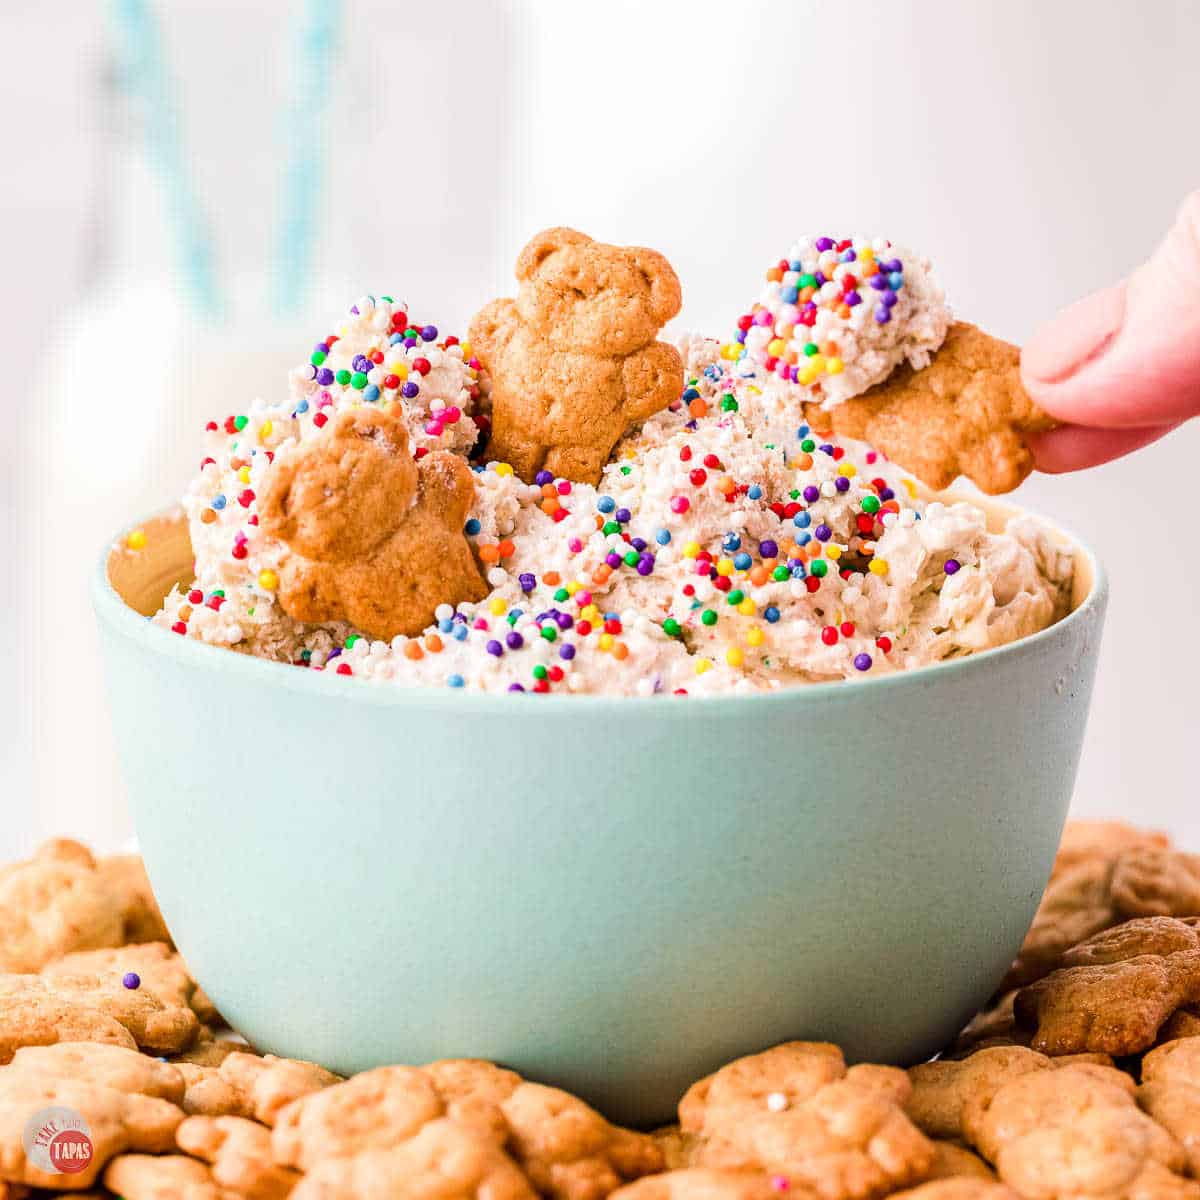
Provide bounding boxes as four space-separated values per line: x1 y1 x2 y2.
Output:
905 1048 1053 1140
259 406 486 642
94 853 171 945
290 1117 537 1200
172 1036 260 1069
1112 848 1200 919
0 1074 182 1189
469 227 683 485
1014 920 1200 1056
950 994 1027 1057
651 1127 696 1171
0 842 126 974
678 1043 933 1200
6 1042 184 1104
924 1143 996 1182
178 1053 340 1124
611 1168 811 1200
1051 821 1171 882
0 972 198 1057
177 1115 301 1200
802 322 1056 495
43 942 213 1022
104 1152 236 1199
962 1063 1194 1199
887 1182 1015 1200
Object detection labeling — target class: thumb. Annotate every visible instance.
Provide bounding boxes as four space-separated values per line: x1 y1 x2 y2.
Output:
1021 190 1200 429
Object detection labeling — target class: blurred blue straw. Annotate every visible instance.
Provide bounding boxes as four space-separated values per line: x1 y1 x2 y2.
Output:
273 0 341 314
110 0 224 319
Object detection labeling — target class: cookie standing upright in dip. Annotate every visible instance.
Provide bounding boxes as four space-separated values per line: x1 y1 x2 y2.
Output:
153 232 1074 695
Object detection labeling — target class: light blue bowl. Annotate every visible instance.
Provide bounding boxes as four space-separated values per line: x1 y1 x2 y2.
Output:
93 503 1106 1128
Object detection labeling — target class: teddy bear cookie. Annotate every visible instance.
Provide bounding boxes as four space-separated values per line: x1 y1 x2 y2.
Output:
259 406 486 642
469 227 684 485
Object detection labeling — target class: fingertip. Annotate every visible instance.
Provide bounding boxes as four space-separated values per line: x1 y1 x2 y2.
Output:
1030 422 1179 474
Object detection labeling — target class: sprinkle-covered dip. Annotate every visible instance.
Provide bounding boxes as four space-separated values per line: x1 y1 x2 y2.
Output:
152 283 1073 697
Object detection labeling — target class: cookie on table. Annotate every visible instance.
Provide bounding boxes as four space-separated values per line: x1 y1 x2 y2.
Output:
177 1053 340 1125
259 405 486 642
1112 846 1200 918
612 1168 817 1200
888 1182 1016 1200
1139 1038 1200 1178
678 1042 934 1200
103 1152 236 1200
6 1043 184 1103
176 1115 300 1200
469 227 683 485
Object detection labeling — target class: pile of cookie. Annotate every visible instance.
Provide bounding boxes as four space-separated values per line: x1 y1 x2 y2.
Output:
4 822 1200 1199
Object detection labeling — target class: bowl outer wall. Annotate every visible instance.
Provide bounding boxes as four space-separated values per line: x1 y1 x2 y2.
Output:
93 518 1107 1128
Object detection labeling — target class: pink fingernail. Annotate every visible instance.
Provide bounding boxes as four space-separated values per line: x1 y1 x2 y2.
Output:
1021 282 1126 384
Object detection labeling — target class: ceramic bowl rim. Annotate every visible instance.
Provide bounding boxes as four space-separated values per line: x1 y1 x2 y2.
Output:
93 501 1108 718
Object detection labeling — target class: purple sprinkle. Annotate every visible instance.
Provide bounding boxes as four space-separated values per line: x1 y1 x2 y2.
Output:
555 612 574 630
804 300 818 311
803 485 820 503
870 275 889 291
352 354 371 372
819 443 834 455
834 476 850 493
759 539 778 558
123 972 141 990
813 271 826 285
842 249 857 262
605 551 623 568
844 290 862 307
879 487 895 501
944 559 961 575
328 648 342 660
815 237 835 252
884 258 903 273
874 307 891 325
882 290 899 308
636 558 654 577
350 305 360 315
735 329 747 343
630 537 647 552
401 380 420 398
559 643 576 660
854 653 873 672
316 368 334 386
420 324 438 341
506 631 524 650
486 640 503 657
534 470 553 486
508 683 525 692
615 507 631 523
518 573 536 593
815 524 832 542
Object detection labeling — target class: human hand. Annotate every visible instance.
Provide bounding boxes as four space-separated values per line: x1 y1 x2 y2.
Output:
1022 191 1200 472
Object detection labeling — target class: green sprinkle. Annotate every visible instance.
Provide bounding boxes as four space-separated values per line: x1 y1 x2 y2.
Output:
620 465 632 476
801 438 816 453
623 550 639 567
300 649 312 661
772 565 790 581
798 273 816 289
540 625 557 642
810 559 828 578
335 369 351 386
350 371 368 390
345 635 360 648
381 295 393 303
720 394 738 412
554 587 569 602
533 664 548 680
789 488 800 500
726 589 744 605
310 350 326 367
233 416 248 431
602 521 620 536
701 610 717 626
861 495 881 514
803 342 819 357
663 618 682 638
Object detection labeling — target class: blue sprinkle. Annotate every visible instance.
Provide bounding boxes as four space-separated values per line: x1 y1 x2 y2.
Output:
722 532 742 552
211 495 227 510
655 529 671 545
764 606 781 623
793 511 811 529
888 271 904 289
597 495 616 513
682 387 700 402
791 564 807 579
389 333 405 345
296 399 309 414
781 287 799 304
363 385 380 401
453 625 469 641
734 552 752 570
447 673 465 688
796 532 812 546
747 484 763 500
438 618 454 634
464 518 481 535
797 424 810 438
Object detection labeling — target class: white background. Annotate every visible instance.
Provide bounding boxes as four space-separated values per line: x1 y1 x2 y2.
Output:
2 1 1197 860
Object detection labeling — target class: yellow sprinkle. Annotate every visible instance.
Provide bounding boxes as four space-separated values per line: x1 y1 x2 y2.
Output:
682 541 701 559
695 658 712 675
258 569 278 591
494 463 514 477
489 598 507 616
837 463 856 477
726 647 745 668
746 627 765 647
798 365 819 386
719 342 741 361
716 558 735 577
237 467 251 484
808 354 826 373
869 558 890 576
737 599 755 616
825 544 842 561
460 341 472 358
259 420 273 441
826 357 844 375
581 604 599 622
565 581 580 596
747 385 762 396
598 633 614 651
126 529 147 551
767 337 787 357
903 478 918 498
